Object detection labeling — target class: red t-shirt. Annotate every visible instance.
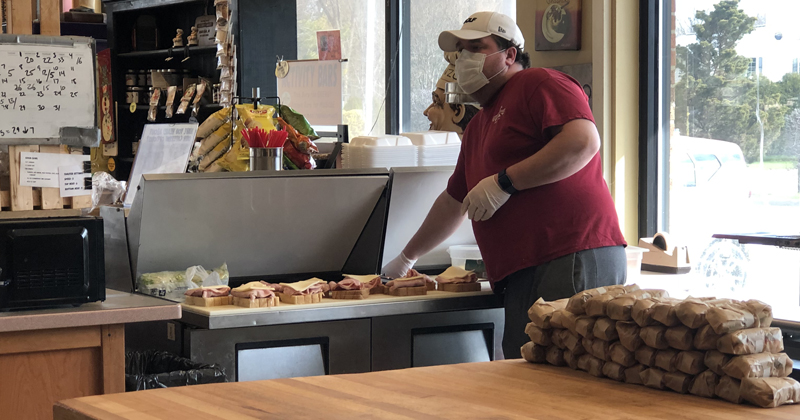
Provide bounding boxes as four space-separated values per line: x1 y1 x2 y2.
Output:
447 68 626 284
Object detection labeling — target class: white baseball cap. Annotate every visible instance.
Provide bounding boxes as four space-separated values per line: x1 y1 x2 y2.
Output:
438 11 525 52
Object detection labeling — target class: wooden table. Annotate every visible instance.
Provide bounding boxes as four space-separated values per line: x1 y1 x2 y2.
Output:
55 360 800 419
1 290 180 420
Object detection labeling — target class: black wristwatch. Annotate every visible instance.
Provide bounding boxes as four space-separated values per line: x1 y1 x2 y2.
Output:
497 168 518 194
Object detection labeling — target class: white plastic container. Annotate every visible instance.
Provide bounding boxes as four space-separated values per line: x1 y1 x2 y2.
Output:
447 245 482 269
342 135 418 168
401 131 461 167
625 245 649 279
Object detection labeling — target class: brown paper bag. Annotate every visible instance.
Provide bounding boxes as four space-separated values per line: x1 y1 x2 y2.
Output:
694 324 723 351
549 309 576 330
635 346 658 367
741 377 800 408
745 299 773 328
689 370 720 398
651 298 682 327
520 341 547 363
722 353 794 380
546 346 566 367
591 339 612 362
551 328 567 349
574 316 598 338
593 317 619 341
705 350 732 376
664 371 693 394
717 327 784 355
655 349 679 372
716 375 743 404
525 323 552 346
625 364 647 385
581 336 594 354
641 367 667 389
567 285 625 315
616 321 644 352
606 289 669 322
706 303 757 335
562 329 587 356
676 298 715 329
564 349 580 370
603 361 627 382
640 325 669 350
665 325 695 351
631 297 661 327
577 354 605 377
609 342 637 367
528 297 569 327
675 351 706 375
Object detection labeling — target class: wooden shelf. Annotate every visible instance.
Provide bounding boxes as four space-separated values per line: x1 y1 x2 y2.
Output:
117 45 217 59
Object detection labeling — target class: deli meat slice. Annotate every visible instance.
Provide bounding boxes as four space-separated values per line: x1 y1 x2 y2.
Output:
435 266 478 284
386 276 426 292
185 285 230 298
280 278 326 295
230 282 275 300
341 274 382 290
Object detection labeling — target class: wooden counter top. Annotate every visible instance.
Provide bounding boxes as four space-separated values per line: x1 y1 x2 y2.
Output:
55 360 800 419
0 289 181 332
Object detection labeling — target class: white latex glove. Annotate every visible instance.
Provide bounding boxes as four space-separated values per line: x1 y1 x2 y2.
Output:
461 175 511 221
382 252 416 279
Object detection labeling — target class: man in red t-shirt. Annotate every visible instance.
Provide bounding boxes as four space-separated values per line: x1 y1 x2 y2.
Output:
383 11 628 358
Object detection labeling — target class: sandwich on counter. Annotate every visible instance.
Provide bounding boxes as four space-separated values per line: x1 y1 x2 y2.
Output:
230 282 278 308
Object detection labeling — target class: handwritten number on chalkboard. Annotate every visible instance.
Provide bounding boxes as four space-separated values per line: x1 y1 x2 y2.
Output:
76 57 82 65
37 105 45 111
13 84 20 91
43 58 52 64
18 105 25 111
70 92 77 98
58 57 64 63
53 105 60 111
37 91 43 97
24 57 33 64
19 92 25 97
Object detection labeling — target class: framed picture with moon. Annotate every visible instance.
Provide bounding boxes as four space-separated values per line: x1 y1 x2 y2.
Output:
535 0 582 51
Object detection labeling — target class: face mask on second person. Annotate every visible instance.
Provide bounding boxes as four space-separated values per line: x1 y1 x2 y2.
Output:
454 48 508 94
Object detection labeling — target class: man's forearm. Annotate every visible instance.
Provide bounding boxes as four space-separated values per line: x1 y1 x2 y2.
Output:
402 190 467 260
506 119 601 191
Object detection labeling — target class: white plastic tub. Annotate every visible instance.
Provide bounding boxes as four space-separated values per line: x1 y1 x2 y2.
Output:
625 245 649 279
447 245 482 269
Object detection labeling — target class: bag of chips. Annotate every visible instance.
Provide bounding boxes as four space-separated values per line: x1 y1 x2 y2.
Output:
740 377 800 408
717 327 784 355
528 297 569 328
520 341 547 363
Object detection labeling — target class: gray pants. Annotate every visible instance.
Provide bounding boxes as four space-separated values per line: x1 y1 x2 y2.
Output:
495 245 627 359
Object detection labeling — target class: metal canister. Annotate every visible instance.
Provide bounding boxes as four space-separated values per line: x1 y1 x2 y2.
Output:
250 147 283 171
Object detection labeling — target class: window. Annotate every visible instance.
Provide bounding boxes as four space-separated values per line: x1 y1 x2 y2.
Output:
296 1 386 138
645 0 800 323
404 1 516 133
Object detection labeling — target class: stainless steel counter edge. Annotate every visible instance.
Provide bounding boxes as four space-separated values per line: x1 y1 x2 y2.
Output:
0 289 182 333
181 292 504 329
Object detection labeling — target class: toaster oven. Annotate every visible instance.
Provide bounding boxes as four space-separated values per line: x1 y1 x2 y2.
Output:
0 217 105 310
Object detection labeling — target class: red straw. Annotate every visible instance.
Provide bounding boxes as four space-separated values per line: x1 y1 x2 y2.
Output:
242 127 287 148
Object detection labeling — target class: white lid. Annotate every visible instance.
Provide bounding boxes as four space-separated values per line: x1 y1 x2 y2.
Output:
401 131 461 146
350 135 413 147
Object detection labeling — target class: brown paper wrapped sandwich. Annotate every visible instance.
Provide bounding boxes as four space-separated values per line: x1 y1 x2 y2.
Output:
741 377 800 408
716 375 743 404
694 324 724 350
746 299 773 327
635 346 658 367
577 354 605 377
689 370 720 398
546 346 566 367
574 316 597 338
654 349 679 372
616 321 644 352
591 339 613 362
606 289 669 321
665 325 695 351
675 350 706 375
625 364 647 385
640 367 667 389
651 297 683 327
551 328 567 349
525 323 552 346
550 309 577 330
705 350 732 376
664 371 693 394
584 286 631 317
631 297 662 327
717 327 784 355
640 325 670 350
527 297 568 328
520 341 547 363
564 349 580 370
722 353 793 379
706 302 758 334
603 361 627 382
609 342 637 367
593 317 619 341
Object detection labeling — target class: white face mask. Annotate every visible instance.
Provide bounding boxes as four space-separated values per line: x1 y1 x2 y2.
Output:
455 49 508 94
